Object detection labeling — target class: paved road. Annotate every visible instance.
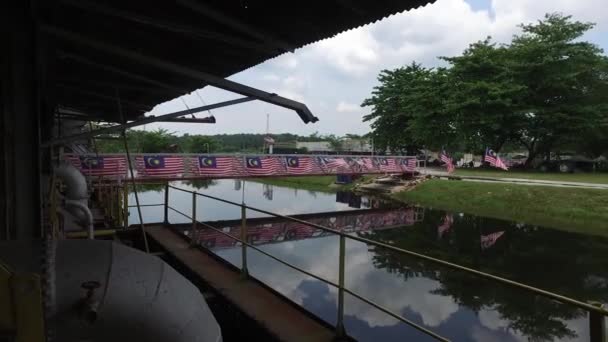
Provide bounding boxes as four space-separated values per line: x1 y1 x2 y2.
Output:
419 169 608 190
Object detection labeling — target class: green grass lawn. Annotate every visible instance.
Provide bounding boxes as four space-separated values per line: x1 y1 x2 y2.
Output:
454 169 608 184
394 179 608 236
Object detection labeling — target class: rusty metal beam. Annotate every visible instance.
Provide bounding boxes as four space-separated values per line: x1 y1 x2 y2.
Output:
41 97 253 147
43 25 318 124
159 116 216 124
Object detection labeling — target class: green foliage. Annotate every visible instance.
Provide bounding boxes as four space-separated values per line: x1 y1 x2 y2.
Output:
363 13 608 162
394 179 608 236
94 130 358 154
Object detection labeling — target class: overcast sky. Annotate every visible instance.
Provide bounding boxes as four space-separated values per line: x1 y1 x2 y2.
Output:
143 0 608 137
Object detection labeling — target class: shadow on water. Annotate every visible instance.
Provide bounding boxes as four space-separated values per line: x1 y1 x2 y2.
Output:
132 179 608 341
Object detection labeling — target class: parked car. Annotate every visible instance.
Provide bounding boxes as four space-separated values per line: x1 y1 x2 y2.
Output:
537 154 597 173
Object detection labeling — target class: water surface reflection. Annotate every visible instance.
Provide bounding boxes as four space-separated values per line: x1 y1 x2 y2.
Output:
131 179 608 341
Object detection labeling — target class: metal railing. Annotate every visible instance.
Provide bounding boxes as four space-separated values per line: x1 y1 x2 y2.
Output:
128 183 607 342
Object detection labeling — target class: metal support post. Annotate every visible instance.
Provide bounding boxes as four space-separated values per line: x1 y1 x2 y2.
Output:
336 234 346 338
240 205 249 278
109 185 115 224
190 192 197 246
123 185 129 229
163 182 170 225
589 302 606 342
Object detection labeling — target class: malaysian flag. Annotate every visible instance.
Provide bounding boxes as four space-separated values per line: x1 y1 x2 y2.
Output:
191 156 239 177
316 156 349 173
399 158 417 172
284 156 320 175
374 157 400 173
440 150 455 173
437 214 454 238
361 158 377 171
64 154 127 178
480 231 505 250
136 155 184 177
485 148 509 170
346 157 367 173
244 156 285 176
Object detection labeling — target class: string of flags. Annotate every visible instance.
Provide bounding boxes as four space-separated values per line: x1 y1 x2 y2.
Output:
64 154 419 179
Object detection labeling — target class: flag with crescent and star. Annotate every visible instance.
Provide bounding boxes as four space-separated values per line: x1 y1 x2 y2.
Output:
373 157 399 173
284 156 320 174
399 158 417 172
135 155 184 177
244 156 285 176
64 154 127 178
190 156 237 176
315 157 349 173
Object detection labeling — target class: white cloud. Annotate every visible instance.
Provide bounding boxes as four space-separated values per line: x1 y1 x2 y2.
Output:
261 73 280 82
314 28 380 76
274 54 299 69
142 0 608 136
336 101 360 113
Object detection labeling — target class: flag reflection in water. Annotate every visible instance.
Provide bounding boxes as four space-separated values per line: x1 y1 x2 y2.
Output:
196 207 421 250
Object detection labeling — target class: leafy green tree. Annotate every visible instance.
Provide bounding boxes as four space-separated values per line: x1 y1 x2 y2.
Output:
362 63 449 154
510 13 608 165
181 135 218 153
441 39 526 153
325 134 343 152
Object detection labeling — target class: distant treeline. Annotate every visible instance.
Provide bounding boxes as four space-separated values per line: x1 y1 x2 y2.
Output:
93 129 364 154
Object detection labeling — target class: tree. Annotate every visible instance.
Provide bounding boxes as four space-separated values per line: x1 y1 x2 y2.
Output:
510 13 608 165
441 38 527 153
325 134 343 152
181 135 218 153
362 63 449 154
362 13 608 166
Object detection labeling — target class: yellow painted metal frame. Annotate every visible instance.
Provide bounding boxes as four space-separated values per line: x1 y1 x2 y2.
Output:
0 260 45 342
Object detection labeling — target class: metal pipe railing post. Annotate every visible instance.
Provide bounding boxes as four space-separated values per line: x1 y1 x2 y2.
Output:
240 205 249 278
109 184 115 224
589 302 606 342
190 192 197 247
163 182 170 225
123 184 129 229
336 234 346 338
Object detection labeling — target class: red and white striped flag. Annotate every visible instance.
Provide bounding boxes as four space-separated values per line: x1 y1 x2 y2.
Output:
361 158 377 171
191 156 240 177
440 150 455 173
135 155 184 177
399 158 417 172
437 214 454 238
244 156 285 176
485 148 508 170
316 156 349 173
284 156 320 175
481 231 505 250
64 154 127 178
374 157 400 173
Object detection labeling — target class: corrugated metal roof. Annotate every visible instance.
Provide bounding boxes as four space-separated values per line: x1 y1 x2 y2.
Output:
45 0 437 122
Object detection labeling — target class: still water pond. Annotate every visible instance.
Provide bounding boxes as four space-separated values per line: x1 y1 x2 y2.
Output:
130 179 608 342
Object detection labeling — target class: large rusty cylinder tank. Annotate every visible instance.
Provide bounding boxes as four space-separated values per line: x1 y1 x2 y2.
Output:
0 240 223 342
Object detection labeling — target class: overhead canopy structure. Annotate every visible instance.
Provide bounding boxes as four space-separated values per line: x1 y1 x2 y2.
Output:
1 0 436 240
41 0 434 123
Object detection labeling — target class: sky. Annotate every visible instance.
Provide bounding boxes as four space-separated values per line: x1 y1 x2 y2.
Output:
142 0 608 137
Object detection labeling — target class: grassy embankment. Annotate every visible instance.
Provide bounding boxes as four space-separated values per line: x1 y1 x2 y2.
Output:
395 179 608 237
454 169 608 184
253 174 608 236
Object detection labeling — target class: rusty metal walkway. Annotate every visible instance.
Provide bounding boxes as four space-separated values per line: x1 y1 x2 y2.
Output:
147 225 337 342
